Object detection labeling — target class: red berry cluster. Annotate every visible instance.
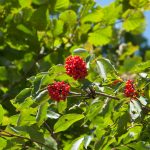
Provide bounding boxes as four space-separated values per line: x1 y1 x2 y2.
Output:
65 55 88 80
47 81 70 101
124 80 138 99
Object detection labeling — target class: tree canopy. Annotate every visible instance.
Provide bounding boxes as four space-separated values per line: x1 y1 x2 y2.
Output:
0 0 150 149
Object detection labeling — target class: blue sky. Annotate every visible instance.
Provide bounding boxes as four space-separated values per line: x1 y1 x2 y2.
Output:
95 0 150 45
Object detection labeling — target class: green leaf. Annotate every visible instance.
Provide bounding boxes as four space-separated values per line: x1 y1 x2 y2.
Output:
96 58 117 80
129 100 142 120
59 10 77 25
131 60 150 73
36 102 49 126
127 141 150 150
54 114 84 133
138 96 147 106
47 110 60 119
32 0 48 5
121 57 142 72
123 9 146 32
81 8 103 23
0 138 7 149
129 0 149 8
64 136 84 150
57 100 67 114
15 88 32 104
88 26 112 46
72 48 89 58
16 24 33 35
11 97 33 111
84 135 93 149
86 100 103 121
71 136 84 150
119 43 139 60
54 0 70 11
19 0 32 7
30 6 49 30
118 126 142 144
17 109 36 126
0 66 8 81
32 90 49 107
0 104 4 124
53 20 64 37
32 74 45 94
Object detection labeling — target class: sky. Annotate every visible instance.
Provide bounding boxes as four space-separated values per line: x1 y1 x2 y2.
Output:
95 0 150 45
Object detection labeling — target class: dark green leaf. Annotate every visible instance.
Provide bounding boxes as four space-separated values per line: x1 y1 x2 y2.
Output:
0 66 8 81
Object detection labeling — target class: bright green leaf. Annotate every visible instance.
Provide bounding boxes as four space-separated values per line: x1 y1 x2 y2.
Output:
88 26 112 46
36 102 49 126
15 88 32 104
16 24 33 35
0 105 4 124
59 10 77 25
55 0 70 11
131 60 150 73
123 9 146 32
57 100 67 114
19 0 32 7
54 114 84 133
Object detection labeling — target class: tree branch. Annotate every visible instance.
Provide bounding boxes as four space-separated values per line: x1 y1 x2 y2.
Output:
95 92 120 100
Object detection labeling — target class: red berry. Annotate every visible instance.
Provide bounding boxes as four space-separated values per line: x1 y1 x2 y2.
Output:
47 81 70 101
65 55 88 80
124 80 138 99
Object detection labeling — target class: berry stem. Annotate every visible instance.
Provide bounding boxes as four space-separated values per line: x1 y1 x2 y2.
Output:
95 92 120 100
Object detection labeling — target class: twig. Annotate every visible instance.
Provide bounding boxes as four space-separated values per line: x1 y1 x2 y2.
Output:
0 129 51 149
95 92 120 100
44 121 60 145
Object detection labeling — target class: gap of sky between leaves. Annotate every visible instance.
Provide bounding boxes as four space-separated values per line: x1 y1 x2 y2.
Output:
95 0 150 45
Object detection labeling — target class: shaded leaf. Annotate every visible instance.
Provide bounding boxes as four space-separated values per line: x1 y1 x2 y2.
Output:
0 66 8 81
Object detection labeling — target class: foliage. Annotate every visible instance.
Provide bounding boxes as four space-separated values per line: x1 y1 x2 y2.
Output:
0 0 150 149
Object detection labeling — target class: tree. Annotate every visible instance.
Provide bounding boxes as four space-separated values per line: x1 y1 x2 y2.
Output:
0 0 150 149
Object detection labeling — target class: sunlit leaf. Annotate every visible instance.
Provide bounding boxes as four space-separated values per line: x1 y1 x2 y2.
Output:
0 105 4 124
54 114 84 133
36 102 49 126
88 26 112 46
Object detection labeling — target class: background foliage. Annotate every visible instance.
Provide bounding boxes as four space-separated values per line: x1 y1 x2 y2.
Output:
0 0 150 149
